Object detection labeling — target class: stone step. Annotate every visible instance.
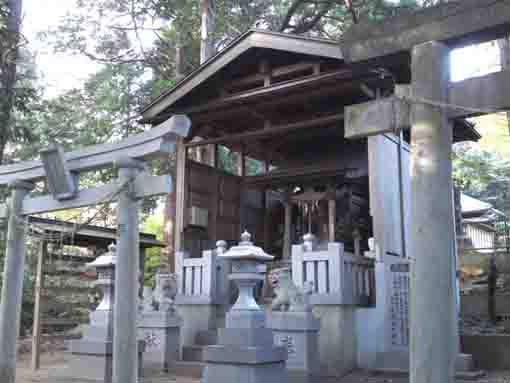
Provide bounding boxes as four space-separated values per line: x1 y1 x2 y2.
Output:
377 351 475 372
195 330 218 346
182 345 204 362
370 368 486 381
170 361 204 379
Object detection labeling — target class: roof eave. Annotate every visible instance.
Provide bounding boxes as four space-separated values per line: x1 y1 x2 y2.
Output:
141 29 343 123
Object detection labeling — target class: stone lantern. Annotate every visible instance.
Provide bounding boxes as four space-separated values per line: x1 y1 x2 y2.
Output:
201 231 288 383
89 243 117 316
61 244 144 383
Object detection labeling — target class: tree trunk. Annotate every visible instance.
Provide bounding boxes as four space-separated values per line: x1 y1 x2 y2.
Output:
175 45 185 81
200 0 215 64
0 0 23 166
488 255 498 324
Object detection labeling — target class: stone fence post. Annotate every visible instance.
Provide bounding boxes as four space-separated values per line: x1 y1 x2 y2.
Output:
175 241 230 349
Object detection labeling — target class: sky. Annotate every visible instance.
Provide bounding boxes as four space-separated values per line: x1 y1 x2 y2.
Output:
23 0 100 97
22 0 502 96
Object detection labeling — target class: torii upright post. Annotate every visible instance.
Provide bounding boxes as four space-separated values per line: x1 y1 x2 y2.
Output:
113 158 144 383
409 41 457 383
0 181 34 383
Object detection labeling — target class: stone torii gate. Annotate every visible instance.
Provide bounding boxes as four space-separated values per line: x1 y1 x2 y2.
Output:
341 1 510 382
0 115 190 383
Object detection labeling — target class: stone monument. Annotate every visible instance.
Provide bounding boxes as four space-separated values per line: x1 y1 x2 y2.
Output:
57 244 144 383
268 268 320 383
201 231 288 383
138 273 181 374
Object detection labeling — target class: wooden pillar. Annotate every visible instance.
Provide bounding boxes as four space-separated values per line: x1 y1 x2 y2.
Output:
0 180 34 383
139 247 145 300
31 238 47 371
112 158 143 383
326 187 336 243
263 189 271 250
409 41 456 383
209 144 217 168
353 228 361 257
282 191 292 260
175 140 187 254
236 148 245 177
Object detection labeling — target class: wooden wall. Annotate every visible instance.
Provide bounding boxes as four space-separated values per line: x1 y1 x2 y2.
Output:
182 160 265 255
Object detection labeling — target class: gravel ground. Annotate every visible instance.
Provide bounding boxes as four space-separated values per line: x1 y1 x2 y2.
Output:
14 350 510 383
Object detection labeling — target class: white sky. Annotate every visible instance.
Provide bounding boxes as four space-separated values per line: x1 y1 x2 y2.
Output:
23 0 501 96
23 0 100 97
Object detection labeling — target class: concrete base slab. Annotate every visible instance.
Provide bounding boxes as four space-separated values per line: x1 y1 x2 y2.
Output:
55 340 144 383
202 361 287 383
170 360 205 379
376 350 474 371
370 368 486 381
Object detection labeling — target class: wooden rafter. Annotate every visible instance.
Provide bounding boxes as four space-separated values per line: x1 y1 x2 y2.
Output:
224 61 323 92
184 113 345 148
170 69 372 117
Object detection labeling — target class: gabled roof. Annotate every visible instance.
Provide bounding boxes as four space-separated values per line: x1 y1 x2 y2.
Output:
141 29 343 122
461 193 492 216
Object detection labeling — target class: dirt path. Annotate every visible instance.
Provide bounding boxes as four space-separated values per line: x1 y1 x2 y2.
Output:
14 350 510 383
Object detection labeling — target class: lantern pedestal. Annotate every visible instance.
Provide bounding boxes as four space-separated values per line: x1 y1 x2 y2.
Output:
51 244 144 383
201 232 288 383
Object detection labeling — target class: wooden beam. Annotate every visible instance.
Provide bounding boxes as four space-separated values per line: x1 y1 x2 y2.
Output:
0 115 190 186
174 69 359 116
0 174 172 219
340 0 510 62
187 82 345 124
185 113 345 147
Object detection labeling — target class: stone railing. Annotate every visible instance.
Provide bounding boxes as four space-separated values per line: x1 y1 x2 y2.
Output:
291 235 375 306
175 241 230 305
341 253 375 305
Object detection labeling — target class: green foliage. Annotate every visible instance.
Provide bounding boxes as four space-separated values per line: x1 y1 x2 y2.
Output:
142 214 164 286
453 143 510 216
0 0 38 165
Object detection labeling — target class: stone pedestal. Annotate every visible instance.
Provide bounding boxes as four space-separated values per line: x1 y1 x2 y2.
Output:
268 311 320 383
201 232 288 383
52 244 144 383
138 311 181 373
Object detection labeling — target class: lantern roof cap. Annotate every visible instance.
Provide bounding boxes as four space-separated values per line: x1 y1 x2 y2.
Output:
219 231 273 262
87 243 117 268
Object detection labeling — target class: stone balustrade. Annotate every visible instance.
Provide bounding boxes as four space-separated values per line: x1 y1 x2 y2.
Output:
291 235 375 306
175 240 229 305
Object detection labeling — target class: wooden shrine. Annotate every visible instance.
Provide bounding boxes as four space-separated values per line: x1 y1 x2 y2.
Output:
140 29 480 264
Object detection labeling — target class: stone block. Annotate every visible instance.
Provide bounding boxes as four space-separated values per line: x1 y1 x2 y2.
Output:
313 305 356 377
268 311 320 383
202 361 287 383
138 311 181 372
177 304 220 348
203 344 287 364
218 327 274 347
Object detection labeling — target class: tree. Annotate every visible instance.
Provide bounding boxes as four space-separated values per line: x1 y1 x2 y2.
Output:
453 143 510 217
0 0 37 165
142 214 164 286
